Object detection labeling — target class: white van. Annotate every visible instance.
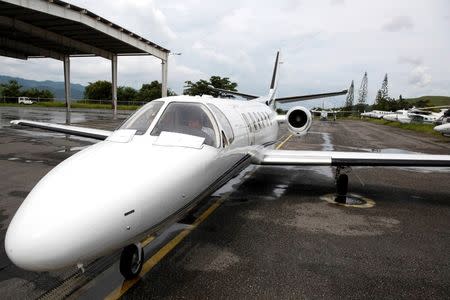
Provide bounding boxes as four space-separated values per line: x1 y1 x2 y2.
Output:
18 97 34 104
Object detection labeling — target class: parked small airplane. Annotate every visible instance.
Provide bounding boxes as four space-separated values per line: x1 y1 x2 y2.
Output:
6 52 450 279
434 123 450 136
360 110 394 119
310 108 354 121
383 107 448 124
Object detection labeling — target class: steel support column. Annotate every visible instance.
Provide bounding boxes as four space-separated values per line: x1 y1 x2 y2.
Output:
111 54 118 116
63 55 71 124
161 58 168 98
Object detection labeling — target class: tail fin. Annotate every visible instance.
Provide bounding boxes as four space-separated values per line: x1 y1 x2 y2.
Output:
267 51 280 107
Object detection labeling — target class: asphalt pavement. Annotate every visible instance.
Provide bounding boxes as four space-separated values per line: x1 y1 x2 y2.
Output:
0 108 449 299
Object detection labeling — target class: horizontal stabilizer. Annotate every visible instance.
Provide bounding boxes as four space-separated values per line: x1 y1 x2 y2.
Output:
208 86 259 100
275 90 348 104
11 120 112 140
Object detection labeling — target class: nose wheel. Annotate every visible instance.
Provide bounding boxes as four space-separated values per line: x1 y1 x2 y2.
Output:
120 244 144 279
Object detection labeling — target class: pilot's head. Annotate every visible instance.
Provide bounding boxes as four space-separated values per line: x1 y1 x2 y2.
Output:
186 109 202 129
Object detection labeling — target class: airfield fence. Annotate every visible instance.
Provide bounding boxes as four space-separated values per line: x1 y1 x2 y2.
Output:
0 96 148 107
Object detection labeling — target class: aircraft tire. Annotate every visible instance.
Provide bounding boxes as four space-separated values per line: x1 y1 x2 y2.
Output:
120 244 144 279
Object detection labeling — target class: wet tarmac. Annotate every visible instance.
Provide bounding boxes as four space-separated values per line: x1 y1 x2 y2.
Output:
0 108 449 299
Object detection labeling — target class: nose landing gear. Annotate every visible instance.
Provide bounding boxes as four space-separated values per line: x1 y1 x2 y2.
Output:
120 243 144 279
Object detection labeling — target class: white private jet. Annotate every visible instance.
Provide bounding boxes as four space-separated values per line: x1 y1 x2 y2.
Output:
6 52 450 279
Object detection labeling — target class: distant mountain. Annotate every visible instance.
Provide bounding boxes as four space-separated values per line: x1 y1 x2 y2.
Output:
0 75 85 100
406 96 450 107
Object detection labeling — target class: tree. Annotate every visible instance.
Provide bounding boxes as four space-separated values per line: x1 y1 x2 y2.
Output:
416 99 430 108
344 80 354 108
137 80 176 102
0 80 22 97
184 76 237 97
118 86 138 103
380 73 389 99
22 88 54 100
397 94 409 109
357 72 368 111
84 80 112 102
374 89 383 106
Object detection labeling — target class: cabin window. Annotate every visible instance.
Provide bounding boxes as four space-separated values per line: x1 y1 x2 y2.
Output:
151 102 218 147
254 112 261 129
120 101 163 135
207 104 235 144
248 113 257 131
259 112 266 127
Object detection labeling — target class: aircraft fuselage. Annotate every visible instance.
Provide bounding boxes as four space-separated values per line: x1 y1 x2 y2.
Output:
5 95 279 271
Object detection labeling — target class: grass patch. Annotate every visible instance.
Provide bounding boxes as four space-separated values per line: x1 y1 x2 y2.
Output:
406 95 450 107
0 102 139 110
344 117 443 137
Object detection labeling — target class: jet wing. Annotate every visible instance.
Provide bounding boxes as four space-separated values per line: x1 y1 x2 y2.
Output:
10 120 112 140
252 150 450 167
275 90 348 104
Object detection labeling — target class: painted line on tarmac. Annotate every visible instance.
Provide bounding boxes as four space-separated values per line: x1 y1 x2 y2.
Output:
276 134 293 150
105 198 225 300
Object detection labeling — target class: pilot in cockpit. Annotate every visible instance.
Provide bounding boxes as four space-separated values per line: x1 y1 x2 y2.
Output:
151 103 216 146
185 108 215 145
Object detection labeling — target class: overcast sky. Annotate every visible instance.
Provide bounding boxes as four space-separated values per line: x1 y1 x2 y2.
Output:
1 0 449 107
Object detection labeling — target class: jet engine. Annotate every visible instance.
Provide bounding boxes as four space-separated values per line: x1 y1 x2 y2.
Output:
286 106 312 136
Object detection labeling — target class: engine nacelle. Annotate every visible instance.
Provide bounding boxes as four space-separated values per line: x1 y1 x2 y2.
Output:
286 106 312 136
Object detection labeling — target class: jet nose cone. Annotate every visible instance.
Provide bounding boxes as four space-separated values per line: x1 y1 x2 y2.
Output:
5 223 28 270
5 198 75 271
5 214 56 271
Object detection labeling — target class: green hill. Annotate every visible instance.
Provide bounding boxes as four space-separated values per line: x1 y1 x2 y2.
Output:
405 96 450 107
0 75 85 100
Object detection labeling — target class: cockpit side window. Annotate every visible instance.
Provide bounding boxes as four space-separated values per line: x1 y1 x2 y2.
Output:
119 101 163 135
207 104 235 144
151 102 218 147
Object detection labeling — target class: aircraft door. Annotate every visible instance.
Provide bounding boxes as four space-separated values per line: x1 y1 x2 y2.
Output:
240 113 252 145
206 104 244 182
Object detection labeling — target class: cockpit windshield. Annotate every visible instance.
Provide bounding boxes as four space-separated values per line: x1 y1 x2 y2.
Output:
151 102 218 147
120 101 163 135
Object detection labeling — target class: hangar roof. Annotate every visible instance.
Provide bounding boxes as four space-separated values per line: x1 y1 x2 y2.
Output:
0 0 169 61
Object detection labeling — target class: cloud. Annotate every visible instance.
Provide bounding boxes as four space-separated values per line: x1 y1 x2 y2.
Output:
330 0 346 5
0 0 449 100
398 56 423 67
192 42 234 65
409 66 432 87
382 16 414 32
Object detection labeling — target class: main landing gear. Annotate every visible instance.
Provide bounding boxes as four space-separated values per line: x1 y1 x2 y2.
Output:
120 243 144 279
334 166 350 204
